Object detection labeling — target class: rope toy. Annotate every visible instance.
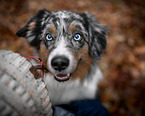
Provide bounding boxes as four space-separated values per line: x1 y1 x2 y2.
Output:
25 56 44 79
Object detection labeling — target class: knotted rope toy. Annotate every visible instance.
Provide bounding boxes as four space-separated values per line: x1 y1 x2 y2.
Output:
0 50 53 116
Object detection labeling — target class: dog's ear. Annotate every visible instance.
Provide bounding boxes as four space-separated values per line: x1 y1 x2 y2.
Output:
83 12 109 60
16 9 51 47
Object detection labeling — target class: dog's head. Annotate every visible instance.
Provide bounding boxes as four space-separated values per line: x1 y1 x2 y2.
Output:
16 9 108 82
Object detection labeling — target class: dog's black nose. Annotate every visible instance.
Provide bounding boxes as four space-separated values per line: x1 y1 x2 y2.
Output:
51 56 69 71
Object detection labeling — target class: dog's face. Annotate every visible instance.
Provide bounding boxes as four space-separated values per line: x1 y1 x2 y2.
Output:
16 10 108 82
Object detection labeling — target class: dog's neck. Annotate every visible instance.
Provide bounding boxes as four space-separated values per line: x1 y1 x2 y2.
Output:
44 60 103 105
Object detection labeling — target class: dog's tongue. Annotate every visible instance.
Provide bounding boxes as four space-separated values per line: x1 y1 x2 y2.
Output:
56 74 68 78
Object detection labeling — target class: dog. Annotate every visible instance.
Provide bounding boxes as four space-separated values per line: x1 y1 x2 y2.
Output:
16 9 108 105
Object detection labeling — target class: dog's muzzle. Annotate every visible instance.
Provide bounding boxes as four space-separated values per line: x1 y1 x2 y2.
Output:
51 56 71 82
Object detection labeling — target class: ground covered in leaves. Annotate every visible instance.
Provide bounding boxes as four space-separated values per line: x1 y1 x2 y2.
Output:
0 0 145 115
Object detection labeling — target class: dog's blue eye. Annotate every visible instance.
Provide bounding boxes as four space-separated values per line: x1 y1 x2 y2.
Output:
74 34 81 41
46 33 53 41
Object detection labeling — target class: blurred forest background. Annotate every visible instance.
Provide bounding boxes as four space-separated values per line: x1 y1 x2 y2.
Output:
0 0 145 115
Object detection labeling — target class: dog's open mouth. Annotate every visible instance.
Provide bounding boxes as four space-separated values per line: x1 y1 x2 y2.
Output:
54 74 71 82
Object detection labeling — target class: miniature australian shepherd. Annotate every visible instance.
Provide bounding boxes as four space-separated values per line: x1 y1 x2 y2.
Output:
16 9 108 105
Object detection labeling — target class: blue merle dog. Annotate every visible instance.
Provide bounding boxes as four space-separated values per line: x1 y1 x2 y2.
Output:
16 9 108 105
